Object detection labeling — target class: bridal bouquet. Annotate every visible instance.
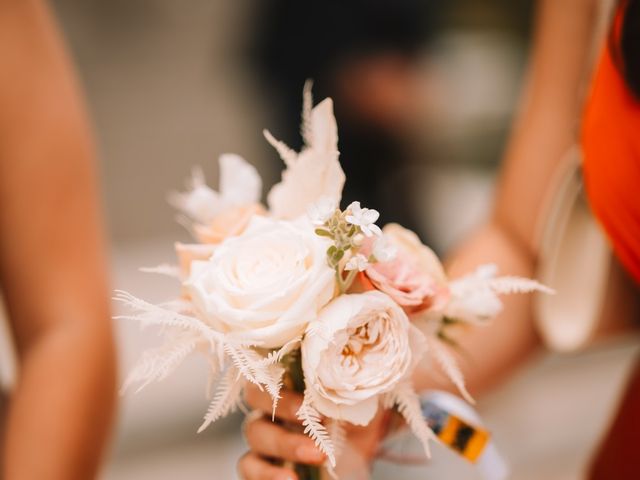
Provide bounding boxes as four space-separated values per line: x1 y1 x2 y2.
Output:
116 83 551 478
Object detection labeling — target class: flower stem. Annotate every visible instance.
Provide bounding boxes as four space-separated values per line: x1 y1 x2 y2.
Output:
283 350 322 480
336 267 358 294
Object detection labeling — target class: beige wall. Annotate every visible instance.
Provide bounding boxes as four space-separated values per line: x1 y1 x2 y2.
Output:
53 0 276 243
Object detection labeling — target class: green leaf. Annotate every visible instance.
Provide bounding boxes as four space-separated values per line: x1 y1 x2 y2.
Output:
315 228 333 238
442 316 458 326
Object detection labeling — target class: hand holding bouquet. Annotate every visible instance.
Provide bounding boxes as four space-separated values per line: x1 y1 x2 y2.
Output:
116 82 551 478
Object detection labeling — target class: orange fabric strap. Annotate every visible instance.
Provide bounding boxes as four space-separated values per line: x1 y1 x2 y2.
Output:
582 3 640 285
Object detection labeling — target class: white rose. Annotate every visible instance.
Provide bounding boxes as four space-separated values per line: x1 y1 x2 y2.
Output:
302 291 425 425
185 216 336 348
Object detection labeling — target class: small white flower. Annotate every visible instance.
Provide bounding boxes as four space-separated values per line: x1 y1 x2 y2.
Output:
352 233 365 247
345 253 369 272
373 235 398 263
307 196 337 225
345 201 382 237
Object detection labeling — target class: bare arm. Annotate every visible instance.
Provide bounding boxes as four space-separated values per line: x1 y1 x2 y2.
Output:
415 0 600 395
0 1 116 478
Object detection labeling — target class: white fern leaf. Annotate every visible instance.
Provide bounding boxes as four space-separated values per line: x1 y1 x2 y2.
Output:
113 290 224 343
123 334 199 394
490 276 555 295
168 166 221 225
139 264 181 279
158 298 195 315
205 355 223 399
381 392 396 410
427 337 474 404
197 366 244 433
323 420 346 480
391 382 435 459
263 129 297 167
297 395 336 466
258 336 302 367
223 343 284 403
327 419 346 459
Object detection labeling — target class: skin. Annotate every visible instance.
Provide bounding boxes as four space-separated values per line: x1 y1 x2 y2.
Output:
237 0 608 478
0 1 117 478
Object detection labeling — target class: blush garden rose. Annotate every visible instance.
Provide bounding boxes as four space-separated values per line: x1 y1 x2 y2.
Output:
301 291 425 425
365 224 449 313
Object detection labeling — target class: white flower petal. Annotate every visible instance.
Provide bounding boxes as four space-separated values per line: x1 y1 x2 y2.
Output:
307 197 337 225
267 92 345 220
345 254 368 272
219 154 262 206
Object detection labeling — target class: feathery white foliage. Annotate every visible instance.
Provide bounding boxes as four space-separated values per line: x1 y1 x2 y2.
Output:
298 395 336 466
263 130 297 167
113 290 225 343
169 154 262 225
266 84 345 220
301 79 314 146
327 419 347 460
427 337 474 404
445 264 554 324
389 382 435 460
117 288 288 432
323 420 346 480
258 336 302 368
139 264 181 279
198 366 244 433
222 343 284 402
123 333 200 394
489 276 555 295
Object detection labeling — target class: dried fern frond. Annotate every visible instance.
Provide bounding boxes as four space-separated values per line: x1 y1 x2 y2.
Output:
324 419 346 480
301 79 314 146
139 264 181 279
297 395 336 466
489 276 555 295
263 129 297 167
390 382 435 460
198 366 244 433
427 337 474 404
223 343 284 405
327 419 346 460
258 336 302 367
122 333 201 394
113 290 223 343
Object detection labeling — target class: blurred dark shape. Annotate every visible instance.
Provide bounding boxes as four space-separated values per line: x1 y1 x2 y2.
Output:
619 0 640 98
250 0 442 236
589 358 640 479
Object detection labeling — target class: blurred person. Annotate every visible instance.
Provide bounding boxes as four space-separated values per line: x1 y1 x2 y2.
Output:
251 0 439 239
238 0 640 478
0 1 116 478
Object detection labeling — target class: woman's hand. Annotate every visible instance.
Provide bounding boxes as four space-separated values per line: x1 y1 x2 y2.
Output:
238 384 389 480
238 384 324 480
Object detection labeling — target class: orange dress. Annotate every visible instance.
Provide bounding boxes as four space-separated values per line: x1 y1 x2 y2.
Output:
582 9 640 286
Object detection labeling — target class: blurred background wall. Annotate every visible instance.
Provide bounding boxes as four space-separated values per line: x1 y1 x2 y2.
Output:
48 1 638 479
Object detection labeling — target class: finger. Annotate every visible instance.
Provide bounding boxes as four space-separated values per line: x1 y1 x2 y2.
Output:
245 417 326 465
244 384 304 423
237 452 297 480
